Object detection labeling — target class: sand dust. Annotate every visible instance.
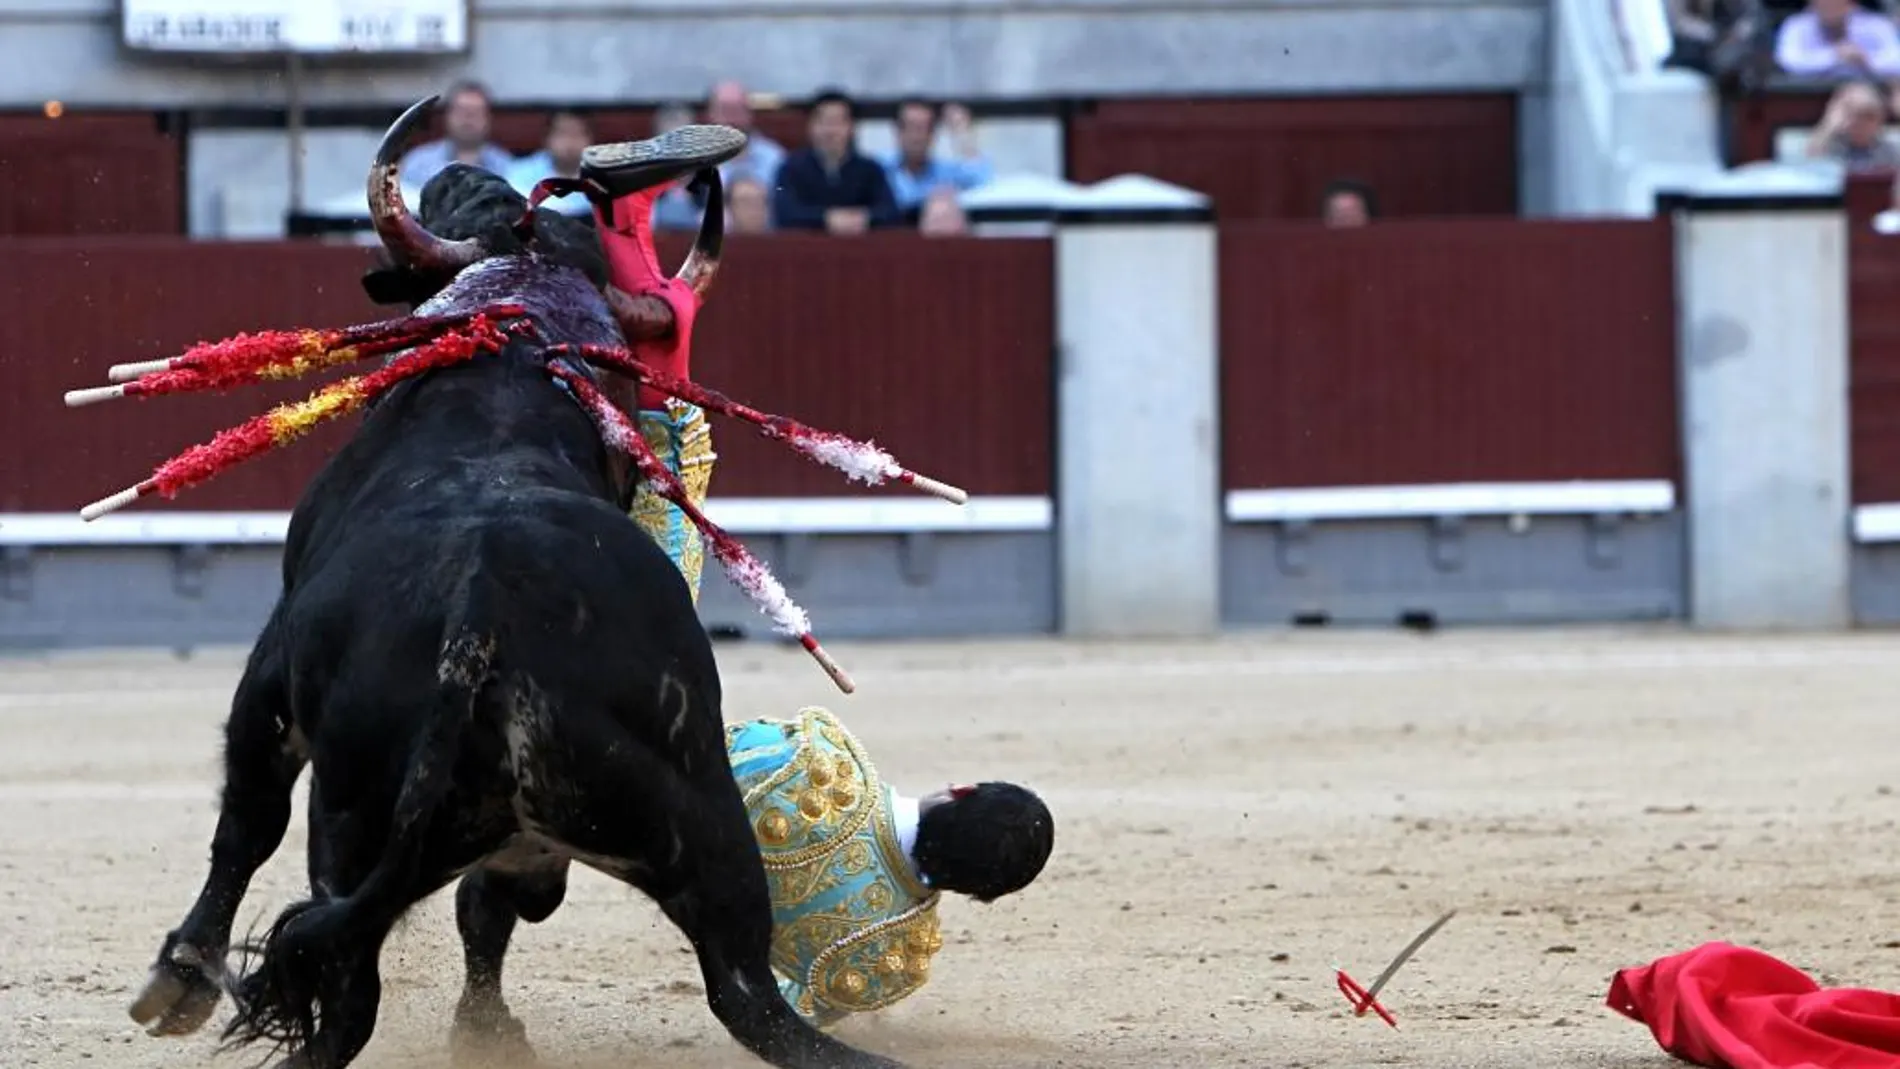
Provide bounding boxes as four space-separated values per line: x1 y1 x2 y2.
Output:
4 627 1899 1068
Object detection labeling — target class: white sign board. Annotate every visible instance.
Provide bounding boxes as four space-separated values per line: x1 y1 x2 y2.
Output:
121 0 469 54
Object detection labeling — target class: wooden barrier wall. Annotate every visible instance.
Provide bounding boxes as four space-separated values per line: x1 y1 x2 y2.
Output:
0 233 1054 513
1 239 377 513
0 112 184 235
1218 218 1682 490
1726 86 1834 167
1847 174 1900 506
1067 96 1520 222
1 219 1686 517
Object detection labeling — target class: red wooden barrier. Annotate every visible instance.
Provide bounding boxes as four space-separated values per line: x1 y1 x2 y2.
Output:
0 112 184 235
0 233 1054 514
677 232 1053 498
1219 218 1681 490
1726 88 1831 166
1847 174 1900 505
2 238 379 513
6 219 1689 515
1067 95 1519 222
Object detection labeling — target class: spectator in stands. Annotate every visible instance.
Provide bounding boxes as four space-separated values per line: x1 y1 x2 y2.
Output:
398 79 515 189
1320 180 1377 227
727 173 773 234
651 102 706 232
772 89 902 234
917 187 970 236
1774 0 1900 78
883 98 995 221
504 109 593 217
1805 80 1900 169
706 79 787 190
1664 0 1767 81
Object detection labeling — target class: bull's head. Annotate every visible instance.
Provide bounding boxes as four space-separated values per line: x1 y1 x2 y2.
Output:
365 94 727 344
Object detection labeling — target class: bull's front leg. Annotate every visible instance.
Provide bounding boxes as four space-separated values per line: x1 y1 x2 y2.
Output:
130 635 302 1036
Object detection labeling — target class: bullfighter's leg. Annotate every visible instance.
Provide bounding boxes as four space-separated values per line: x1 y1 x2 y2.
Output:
578 125 742 404
579 125 744 207
449 863 571 1063
542 728 903 1069
629 399 716 603
578 131 737 601
130 623 302 1037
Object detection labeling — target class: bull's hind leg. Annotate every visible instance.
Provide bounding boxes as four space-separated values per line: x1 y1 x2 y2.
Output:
229 681 496 1069
230 783 482 1069
131 628 302 1037
545 741 903 1069
449 863 571 1064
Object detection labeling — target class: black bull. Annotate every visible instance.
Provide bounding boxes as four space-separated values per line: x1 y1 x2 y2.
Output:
125 104 903 1069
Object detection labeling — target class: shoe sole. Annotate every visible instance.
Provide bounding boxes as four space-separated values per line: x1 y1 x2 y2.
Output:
581 125 748 197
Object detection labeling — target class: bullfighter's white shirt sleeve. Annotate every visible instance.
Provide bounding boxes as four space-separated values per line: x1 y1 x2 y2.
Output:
893 794 924 882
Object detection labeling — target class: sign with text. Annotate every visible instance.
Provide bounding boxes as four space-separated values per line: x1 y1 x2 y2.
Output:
121 0 469 54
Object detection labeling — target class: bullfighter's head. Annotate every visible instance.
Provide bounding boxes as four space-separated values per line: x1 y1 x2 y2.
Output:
913 782 1055 903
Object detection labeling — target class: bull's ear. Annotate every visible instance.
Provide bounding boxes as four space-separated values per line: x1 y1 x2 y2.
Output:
360 266 430 307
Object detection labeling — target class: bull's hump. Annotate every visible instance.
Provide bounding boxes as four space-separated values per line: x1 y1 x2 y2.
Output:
418 254 621 348
415 254 576 311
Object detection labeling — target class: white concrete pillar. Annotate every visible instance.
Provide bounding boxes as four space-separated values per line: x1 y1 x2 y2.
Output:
1050 177 1220 638
1662 182 1851 628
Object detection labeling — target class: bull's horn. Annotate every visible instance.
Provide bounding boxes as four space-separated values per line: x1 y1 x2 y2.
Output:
367 95 484 273
675 167 725 302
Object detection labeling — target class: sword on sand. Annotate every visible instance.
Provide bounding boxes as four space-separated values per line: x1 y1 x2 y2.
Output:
1334 909 1457 1028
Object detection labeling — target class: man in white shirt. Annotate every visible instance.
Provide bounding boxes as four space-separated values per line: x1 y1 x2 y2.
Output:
706 80 787 190
1775 0 1900 78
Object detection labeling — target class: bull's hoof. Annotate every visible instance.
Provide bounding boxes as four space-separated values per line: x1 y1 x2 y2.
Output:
128 946 224 1036
579 125 747 201
450 998 537 1068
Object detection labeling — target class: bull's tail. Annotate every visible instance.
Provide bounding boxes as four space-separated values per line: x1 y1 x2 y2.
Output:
223 559 499 1059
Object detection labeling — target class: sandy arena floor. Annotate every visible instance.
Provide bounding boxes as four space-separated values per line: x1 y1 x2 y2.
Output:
3 627 1899 1068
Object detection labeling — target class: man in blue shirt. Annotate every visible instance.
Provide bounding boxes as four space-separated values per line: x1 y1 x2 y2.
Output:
883 97 994 221
503 110 594 217
772 88 901 234
397 78 516 190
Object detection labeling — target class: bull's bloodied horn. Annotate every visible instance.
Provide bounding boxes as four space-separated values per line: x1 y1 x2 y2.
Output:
367 95 485 274
606 166 726 343
677 166 726 302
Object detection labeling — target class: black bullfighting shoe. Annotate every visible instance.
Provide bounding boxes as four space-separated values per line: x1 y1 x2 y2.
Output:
579 125 748 200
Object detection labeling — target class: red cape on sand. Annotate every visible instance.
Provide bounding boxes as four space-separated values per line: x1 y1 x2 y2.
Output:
1607 942 1900 1069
